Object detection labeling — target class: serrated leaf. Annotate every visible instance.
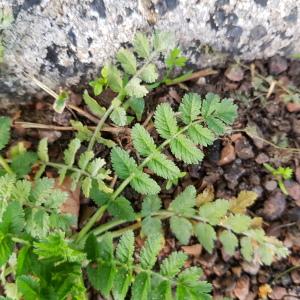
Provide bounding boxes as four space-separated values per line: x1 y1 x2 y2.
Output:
153 31 175 52
219 230 238 256
110 106 127 126
170 134 204 164
17 275 40 300
199 199 229 225
83 90 106 117
230 191 258 214
37 138 49 163
133 32 150 58
240 237 253 262
128 97 145 121
141 195 162 217
107 65 123 92
160 251 187 278
177 267 212 299
179 93 201 124
151 280 172 300
170 216 193 245
33 232 85 263
116 231 135 264
258 244 273 265
11 180 31 203
147 152 180 180
195 223 216 254
188 124 215 147
117 49 137 75
113 268 132 300
131 272 150 300
0 233 13 267
31 177 54 204
81 177 92 197
0 116 11 151
214 98 237 124
78 151 94 170
131 171 160 195
11 151 37 178
154 103 178 139
87 263 116 298
108 196 135 221
169 185 196 215
0 201 25 234
201 93 237 135
206 116 227 135
165 48 187 69
140 234 164 270
25 208 50 238
87 158 106 176
140 64 158 83
111 147 137 179
64 139 81 166
132 124 156 156
125 78 148 98
224 214 252 233
141 217 162 237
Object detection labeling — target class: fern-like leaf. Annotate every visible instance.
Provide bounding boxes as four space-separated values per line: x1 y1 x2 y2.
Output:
111 148 137 179
154 103 178 139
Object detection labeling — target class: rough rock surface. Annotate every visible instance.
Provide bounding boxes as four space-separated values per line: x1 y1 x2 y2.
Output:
1 0 300 101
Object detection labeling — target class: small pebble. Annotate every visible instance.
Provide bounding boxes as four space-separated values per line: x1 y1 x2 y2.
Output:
225 64 244 81
264 180 277 191
269 287 287 300
235 137 255 160
219 143 236 166
255 153 269 164
292 119 300 135
269 55 288 75
263 191 287 221
285 181 300 204
242 261 260 275
38 130 62 143
286 102 300 112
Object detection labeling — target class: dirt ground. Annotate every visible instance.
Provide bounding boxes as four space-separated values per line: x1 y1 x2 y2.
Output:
1 56 300 300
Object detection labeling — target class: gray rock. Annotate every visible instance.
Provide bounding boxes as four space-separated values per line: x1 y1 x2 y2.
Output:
2 0 300 100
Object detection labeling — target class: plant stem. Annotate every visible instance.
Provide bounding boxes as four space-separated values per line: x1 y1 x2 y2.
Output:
75 204 108 243
87 104 115 152
273 265 300 283
46 161 91 178
0 155 14 174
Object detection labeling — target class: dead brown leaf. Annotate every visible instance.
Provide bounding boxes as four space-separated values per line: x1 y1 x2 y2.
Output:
196 185 215 207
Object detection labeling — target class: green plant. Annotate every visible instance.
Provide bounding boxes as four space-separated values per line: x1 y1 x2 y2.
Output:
263 163 293 195
0 32 290 300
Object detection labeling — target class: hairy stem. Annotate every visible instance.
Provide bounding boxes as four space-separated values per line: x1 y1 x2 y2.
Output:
87 105 115 151
0 155 14 175
75 204 108 243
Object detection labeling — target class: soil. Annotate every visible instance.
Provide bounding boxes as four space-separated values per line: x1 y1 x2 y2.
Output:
1 57 300 300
